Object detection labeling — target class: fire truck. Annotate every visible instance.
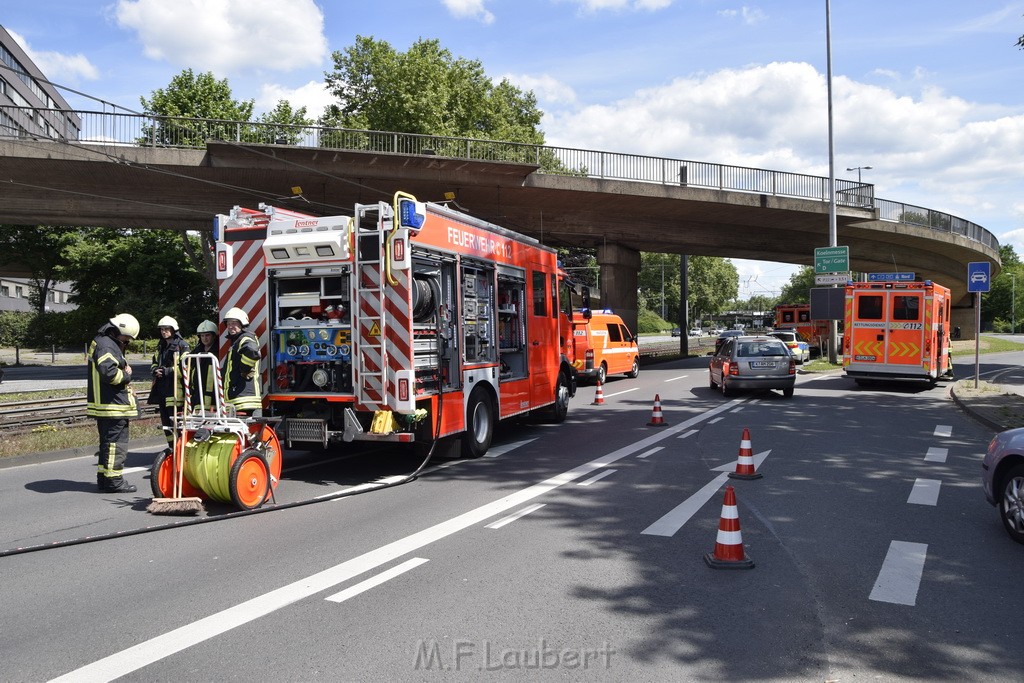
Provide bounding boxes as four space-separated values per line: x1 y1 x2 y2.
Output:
773 303 829 354
214 192 577 458
842 280 953 385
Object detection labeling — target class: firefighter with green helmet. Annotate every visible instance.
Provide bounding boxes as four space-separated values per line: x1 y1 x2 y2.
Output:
147 315 189 453
87 313 141 493
222 307 262 416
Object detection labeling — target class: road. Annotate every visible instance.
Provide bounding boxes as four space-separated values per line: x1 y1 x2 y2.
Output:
1 355 1022 681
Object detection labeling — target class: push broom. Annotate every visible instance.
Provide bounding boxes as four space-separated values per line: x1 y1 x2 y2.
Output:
147 352 204 515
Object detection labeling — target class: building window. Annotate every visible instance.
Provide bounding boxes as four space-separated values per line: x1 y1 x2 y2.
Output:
15 285 24 298
0 285 8 297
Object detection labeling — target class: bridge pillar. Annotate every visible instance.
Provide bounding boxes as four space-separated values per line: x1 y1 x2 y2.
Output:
596 243 641 335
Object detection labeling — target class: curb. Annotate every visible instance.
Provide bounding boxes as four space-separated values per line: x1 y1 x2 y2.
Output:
0 437 165 469
949 387 1007 433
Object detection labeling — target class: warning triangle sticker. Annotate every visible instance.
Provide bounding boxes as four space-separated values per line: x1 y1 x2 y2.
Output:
368 322 381 337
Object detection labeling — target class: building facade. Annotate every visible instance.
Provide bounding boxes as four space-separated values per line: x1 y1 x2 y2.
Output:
0 24 81 141
0 277 76 313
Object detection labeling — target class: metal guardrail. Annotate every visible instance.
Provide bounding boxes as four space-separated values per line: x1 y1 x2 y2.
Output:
0 105 997 251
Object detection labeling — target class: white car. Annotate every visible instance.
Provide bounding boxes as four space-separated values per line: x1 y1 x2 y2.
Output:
688 328 703 337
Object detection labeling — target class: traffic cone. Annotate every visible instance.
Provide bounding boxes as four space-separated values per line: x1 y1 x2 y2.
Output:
704 485 755 569
592 380 605 405
647 394 668 426
727 427 762 480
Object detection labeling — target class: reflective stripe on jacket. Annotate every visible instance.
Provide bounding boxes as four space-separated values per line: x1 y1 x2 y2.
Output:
149 335 190 408
87 326 138 419
223 330 262 411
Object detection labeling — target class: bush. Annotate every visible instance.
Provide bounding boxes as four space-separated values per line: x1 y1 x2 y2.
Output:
0 311 33 346
637 309 671 334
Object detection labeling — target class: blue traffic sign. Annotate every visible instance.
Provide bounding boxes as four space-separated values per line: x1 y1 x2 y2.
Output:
868 272 915 282
967 261 991 293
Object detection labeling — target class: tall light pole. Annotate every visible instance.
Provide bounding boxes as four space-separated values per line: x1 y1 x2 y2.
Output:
1013 272 1016 333
846 165 873 184
825 0 838 363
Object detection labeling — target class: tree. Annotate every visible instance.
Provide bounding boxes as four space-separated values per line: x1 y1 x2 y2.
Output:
0 225 82 315
778 267 817 304
688 256 738 322
139 69 255 147
321 36 545 152
984 245 1023 331
254 100 313 145
638 253 681 321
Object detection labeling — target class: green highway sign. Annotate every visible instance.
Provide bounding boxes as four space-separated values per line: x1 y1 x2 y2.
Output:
814 246 849 274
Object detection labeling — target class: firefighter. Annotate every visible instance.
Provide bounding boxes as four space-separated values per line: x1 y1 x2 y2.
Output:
189 319 220 410
222 307 262 416
147 316 189 453
87 313 140 493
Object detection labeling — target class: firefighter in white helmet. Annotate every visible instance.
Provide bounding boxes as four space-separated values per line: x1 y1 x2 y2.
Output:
147 315 189 453
87 313 140 493
222 307 262 415
189 320 220 410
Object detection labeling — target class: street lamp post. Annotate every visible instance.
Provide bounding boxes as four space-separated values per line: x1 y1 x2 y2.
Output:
846 165 873 184
1013 273 1016 334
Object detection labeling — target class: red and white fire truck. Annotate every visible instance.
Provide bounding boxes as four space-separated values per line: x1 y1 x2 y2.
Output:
213 192 577 458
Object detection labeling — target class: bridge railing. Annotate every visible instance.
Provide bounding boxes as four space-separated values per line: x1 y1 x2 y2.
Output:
0 106 996 251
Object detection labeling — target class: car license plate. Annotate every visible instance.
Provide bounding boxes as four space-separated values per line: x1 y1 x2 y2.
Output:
750 361 776 369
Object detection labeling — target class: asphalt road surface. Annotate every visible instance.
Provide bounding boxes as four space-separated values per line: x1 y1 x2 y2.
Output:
1 354 1022 681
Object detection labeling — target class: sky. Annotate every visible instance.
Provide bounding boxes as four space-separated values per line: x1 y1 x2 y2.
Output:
4 0 1024 300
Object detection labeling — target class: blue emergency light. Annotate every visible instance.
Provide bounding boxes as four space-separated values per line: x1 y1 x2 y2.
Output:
398 198 426 232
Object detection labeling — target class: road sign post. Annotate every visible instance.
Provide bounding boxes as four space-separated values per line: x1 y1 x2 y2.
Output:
967 261 991 388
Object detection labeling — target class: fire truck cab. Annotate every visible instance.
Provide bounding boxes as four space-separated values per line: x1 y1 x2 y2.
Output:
842 280 953 385
215 192 577 458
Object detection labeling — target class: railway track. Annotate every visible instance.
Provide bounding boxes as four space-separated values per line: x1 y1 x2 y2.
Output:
0 392 156 434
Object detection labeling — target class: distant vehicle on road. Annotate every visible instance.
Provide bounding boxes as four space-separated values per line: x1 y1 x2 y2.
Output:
983 427 1024 544
708 335 796 398
688 328 703 337
770 330 811 364
670 327 681 337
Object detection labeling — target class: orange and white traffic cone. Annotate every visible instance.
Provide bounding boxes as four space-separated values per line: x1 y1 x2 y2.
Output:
704 485 755 569
646 394 668 426
592 380 605 405
727 427 762 480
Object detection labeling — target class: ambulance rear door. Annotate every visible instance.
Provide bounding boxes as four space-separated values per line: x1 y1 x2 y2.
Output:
848 287 925 376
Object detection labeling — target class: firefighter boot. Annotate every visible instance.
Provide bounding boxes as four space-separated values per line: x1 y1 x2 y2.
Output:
98 476 137 494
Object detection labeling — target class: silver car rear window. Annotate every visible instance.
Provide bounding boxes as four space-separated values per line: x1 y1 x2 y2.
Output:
738 342 788 357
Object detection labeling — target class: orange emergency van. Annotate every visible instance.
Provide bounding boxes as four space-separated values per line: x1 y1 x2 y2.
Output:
843 280 953 385
774 303 829 354
570 310 640 384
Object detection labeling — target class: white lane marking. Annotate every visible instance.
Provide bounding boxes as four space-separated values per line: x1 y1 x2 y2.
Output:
924 447 948 463
51 399 740 683
324 558 429 604
641 472 730 537
709 417 723 424
485 438 538 458
604 387 640 398
578 470 616 486
907 479 941 506
869 540 928 606
712 450 771 472
933 425 952 438
486 503 546 529
730 406 744 413
636 447 663 459
677 429 698 440
664 374 689 382
124 466 148 475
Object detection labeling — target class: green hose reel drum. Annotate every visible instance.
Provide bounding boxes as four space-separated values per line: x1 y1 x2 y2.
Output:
182 424 283 510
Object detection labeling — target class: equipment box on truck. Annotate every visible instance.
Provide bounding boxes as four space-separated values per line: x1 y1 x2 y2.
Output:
842 280 953 385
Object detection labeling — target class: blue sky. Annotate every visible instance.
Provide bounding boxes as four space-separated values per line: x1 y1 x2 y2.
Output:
5 0 1024 298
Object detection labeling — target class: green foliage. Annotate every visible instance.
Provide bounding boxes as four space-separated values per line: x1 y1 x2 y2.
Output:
252 100 313 145
0 311 32 346
637 308 670 334
778 266 817 304
983 254 1024 331
688 256 738 321
639 253 681 321
139 69 255 147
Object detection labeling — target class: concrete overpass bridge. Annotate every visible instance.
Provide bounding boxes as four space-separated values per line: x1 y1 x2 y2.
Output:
0 108 1000 334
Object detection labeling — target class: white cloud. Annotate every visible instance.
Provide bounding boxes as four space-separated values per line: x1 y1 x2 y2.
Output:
567 0 674 11
113 0 327 74
717 6 767 25
502 73 578 106
257 80 334 119
440 0 495 24
6 28 99 81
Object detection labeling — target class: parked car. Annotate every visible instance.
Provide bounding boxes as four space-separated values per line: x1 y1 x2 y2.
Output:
708 335 796 398
982 427 1024 544
670 327 681 337
688 328 703 337
713 329 744 354
770 330 811 364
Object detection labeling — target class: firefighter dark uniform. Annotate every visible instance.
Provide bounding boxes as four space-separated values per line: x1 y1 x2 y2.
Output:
222 308 262 415
189 320 220 410
147 316 189 451
87 314 140 493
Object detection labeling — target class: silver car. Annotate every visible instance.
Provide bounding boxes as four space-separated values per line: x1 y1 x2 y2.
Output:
709 335 796 398
982 427 1024 544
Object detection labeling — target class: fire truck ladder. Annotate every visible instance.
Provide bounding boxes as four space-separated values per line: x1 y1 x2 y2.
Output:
353 203 391 412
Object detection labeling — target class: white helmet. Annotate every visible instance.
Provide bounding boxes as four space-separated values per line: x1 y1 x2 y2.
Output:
109 313 140 340
157 315 178 330
223 307 249 326
197 320 218 334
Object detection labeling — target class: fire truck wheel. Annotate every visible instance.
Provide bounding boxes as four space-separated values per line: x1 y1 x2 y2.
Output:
541 370 571 424
595 363 607 385
626 358 639 379
462 389 494 458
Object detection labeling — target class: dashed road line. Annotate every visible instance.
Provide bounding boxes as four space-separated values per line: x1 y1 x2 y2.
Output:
907 479 941 506
924 447 948 463
635 447 664 459
677 429 698 439
486 503 546 529
325 558 429 604
485 438 538 458
604 387 640 398
578 469 616 486
708 417 723 424
664 374 689 382
933 425 952 438
869 541 928 606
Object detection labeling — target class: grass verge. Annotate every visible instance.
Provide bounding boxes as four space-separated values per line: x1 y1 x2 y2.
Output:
0 415 163 459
